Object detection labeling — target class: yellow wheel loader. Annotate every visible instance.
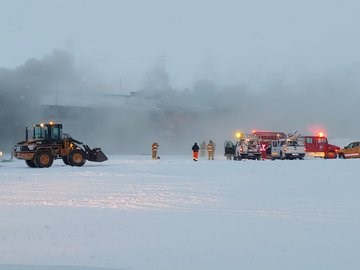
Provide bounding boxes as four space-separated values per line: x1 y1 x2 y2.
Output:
13 122 108 168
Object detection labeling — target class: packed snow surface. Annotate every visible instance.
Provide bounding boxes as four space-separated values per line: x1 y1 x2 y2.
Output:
0 155 359 270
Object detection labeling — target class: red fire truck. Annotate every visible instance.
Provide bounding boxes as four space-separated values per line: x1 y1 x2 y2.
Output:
303 132 339 159
235 130 339 159
251 130 286 159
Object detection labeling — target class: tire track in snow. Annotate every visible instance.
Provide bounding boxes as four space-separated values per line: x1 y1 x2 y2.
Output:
1 178 357 223
0 172 219 210
1 159 359 223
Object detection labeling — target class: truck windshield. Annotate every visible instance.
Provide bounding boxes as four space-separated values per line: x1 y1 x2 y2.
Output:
287 139 304 146
317 138 328 144
287 141 298 146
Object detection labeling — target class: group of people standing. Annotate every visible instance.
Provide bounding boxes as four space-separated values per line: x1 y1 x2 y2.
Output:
151 140 216 161
192 140 216 161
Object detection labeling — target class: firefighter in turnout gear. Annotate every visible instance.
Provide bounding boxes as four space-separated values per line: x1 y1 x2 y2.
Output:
207 140 216 160
152 142 159 159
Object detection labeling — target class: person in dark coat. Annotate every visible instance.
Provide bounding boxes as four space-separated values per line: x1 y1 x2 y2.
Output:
192 142 200 161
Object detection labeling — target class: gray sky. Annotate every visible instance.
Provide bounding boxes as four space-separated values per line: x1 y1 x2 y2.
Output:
1 0 360 153
1 0 360 91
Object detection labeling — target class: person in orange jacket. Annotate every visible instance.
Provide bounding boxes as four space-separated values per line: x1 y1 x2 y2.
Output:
192 142 200 161
152 142 159 159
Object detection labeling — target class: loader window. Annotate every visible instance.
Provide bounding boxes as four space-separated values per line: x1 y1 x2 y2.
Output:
33 126 46 139
51 126 61 140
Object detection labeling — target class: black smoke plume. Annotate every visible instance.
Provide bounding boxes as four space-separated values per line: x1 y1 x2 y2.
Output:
1 50 359 155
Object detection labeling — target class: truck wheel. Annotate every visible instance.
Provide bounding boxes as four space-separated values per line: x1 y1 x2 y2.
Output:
68 149 86 167
326 151 336 159
35 151 54 168
25 159 37 168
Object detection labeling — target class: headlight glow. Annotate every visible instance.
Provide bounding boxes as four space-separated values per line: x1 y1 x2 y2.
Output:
28 144 36 150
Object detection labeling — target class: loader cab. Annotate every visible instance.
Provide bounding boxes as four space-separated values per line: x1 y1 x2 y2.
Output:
33 123 62 141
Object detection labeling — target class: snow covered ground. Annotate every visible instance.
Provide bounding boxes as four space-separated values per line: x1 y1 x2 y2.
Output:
0 155 359 270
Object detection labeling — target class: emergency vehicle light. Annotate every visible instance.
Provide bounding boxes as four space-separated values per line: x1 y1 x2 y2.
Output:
319 132 324 137
235 132 243 139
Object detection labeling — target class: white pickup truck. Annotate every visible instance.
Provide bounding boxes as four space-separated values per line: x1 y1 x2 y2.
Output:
234 136 262 160
271 137 305 160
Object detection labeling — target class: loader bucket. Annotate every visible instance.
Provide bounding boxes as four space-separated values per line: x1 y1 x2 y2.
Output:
84 145 108 162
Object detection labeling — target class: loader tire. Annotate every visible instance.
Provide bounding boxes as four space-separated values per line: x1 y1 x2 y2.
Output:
68 149 86 167
62 156 70 165
25 159 37 168
35 151 54 168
